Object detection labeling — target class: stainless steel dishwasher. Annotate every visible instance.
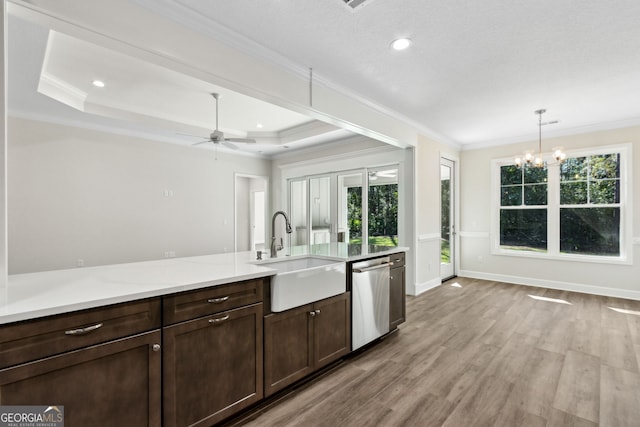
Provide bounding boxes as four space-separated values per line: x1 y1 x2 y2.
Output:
351 256 393 350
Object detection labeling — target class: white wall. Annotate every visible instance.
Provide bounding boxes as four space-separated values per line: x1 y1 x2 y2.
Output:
235 176 250 252
8 117 271 273
460 127 640 299
0 2 6 286
413 135 460 295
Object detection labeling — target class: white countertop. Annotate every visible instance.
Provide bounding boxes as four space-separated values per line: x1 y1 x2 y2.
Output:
0 244 407 325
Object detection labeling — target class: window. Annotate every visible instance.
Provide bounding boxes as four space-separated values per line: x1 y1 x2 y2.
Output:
288 165 399 248
499 163 548 252
559 154 621 256
493 145 631 263
367 168 398 247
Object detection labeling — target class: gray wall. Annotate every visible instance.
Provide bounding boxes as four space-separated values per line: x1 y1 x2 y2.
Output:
8 117 271 274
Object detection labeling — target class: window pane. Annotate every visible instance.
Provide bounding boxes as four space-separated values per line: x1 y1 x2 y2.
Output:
501 186 522 206
591 180 620 204
310 176 331 244
560 182 588 205
501 165 522 185
524 184 547 205
500 209 547 251
590 154 620 180
339 173 363 244
561 157 587 181
524 165 547 184
368 169 398 247
290 180 307 245
560 208 620 256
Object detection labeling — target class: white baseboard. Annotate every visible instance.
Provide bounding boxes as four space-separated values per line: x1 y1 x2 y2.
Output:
408 277 442 296
459 269 640 301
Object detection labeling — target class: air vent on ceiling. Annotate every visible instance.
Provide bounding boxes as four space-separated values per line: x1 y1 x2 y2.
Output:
343 0 374 10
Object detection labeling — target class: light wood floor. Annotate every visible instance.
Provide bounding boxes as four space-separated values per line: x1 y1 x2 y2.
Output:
235 277 640 426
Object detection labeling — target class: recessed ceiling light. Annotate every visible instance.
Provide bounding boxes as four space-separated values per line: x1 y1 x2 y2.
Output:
390 38 411 51
92 80 105 88
256 123 263 128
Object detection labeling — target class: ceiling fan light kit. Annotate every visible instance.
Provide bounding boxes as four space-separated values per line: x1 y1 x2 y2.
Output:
514 109 564 168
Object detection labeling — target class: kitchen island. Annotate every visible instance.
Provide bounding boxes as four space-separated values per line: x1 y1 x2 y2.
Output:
0 243 407 426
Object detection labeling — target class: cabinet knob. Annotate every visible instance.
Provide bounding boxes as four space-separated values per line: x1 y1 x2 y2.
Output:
315 309 321 315
152 344 161 352
309 311 316 317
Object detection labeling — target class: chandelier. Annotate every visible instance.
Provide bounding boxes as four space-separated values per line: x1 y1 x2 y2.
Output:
515 109 565 167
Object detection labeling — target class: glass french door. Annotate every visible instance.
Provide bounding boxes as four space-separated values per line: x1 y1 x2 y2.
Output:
441 158 456 280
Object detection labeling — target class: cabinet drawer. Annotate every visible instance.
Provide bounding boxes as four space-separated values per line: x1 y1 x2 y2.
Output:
0 298 161 369
163 278 264 325
390 252 405 267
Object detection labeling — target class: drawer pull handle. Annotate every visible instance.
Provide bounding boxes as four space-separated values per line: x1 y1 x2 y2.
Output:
65 323 103 335
209 315 230 324
207 296 230 304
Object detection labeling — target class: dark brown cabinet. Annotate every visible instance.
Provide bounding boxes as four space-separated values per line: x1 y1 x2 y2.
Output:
264 292 350 397
162 279 264 427
389 252 406 330
0 299 162 427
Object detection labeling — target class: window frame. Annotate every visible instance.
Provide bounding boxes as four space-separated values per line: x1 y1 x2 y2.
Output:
491 144 632 265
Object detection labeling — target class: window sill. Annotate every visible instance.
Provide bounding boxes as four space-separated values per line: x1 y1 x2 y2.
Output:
492 248 632 266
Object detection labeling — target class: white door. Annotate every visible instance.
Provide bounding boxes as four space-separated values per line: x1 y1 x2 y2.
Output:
441 158 456 280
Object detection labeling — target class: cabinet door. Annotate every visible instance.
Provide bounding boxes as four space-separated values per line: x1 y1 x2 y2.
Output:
313 293 350 369
0 330 162 427
389 265 406 330
163 303 263 427
264 304 314 397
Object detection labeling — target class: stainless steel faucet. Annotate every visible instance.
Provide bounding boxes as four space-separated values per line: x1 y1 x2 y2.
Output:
270 211 292 258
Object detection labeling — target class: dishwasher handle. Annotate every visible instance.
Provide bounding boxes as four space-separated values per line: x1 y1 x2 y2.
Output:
353 261 394 273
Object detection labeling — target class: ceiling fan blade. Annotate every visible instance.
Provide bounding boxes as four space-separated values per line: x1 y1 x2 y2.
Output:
178 132 208 139
192 140 210 146
225 137 256 144
221 140 239 150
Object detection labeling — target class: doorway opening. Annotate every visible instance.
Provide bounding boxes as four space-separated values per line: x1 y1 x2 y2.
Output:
235 174 268 252
441 158 456 280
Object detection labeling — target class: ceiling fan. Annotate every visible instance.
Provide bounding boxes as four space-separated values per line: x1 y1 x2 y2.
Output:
188 93 256 150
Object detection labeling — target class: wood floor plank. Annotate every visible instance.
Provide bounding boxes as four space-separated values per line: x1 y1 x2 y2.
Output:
570 318 601 357
546 408 598 427
537 315 575 355
516 308 556 338
285 360 407 426
600 326 638 372
599 365 640 427
552 350 600 423
493 402 547 427
481 332 539 383
373 392 455 427
440 374 514 427
506 348 564 418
